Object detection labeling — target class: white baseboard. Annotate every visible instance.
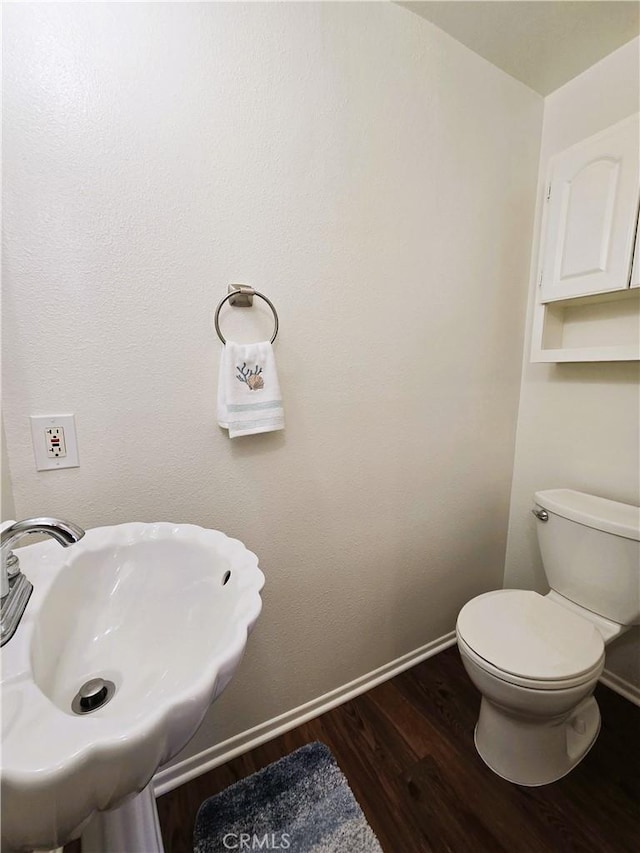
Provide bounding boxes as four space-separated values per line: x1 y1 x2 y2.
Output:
153 631 457 797
600 669 640 707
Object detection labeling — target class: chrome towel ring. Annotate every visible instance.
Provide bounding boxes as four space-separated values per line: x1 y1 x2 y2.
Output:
214 287 279 345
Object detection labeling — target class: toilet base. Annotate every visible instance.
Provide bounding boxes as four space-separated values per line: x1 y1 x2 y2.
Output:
474 694 601 786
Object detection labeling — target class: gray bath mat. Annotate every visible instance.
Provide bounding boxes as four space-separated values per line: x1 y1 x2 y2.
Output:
193 741 383 852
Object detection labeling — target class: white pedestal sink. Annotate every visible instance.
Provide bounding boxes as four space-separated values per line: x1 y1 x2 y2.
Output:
1 522 264 852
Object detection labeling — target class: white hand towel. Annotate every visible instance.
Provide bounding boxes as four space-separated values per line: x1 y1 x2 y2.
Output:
217 340 285 438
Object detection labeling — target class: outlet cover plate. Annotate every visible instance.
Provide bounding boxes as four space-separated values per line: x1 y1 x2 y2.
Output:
30 414 80 471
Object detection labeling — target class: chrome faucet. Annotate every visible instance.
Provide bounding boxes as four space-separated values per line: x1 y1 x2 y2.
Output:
1 517 85 646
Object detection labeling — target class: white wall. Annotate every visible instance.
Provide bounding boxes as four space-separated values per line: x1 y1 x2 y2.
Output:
504 38 640 691
2 422 16 522
2 2 541 758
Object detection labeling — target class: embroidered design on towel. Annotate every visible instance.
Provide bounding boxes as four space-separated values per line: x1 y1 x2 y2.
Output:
236 362 264 391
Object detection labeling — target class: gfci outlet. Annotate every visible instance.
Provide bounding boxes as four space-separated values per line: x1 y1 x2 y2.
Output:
30 415 80 471
45 427 66 458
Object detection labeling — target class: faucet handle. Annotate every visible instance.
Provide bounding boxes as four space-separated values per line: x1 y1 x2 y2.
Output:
6 553 20 578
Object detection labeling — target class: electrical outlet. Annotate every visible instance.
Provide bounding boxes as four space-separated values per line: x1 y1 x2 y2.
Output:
45 427 67 458
30 415 79 471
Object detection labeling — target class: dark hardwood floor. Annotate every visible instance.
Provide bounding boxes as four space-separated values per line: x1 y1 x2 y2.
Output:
156 646 640 853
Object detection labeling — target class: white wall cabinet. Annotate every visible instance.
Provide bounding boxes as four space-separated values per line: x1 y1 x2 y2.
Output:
539 113 639 302
531 113 640 362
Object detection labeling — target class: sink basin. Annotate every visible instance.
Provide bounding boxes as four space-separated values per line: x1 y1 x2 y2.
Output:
1 522 264 851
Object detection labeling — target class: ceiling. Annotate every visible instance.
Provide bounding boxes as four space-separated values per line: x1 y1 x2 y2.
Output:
399 2 640 95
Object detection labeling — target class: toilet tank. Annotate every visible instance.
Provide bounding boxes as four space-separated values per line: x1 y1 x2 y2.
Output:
534 489 640 626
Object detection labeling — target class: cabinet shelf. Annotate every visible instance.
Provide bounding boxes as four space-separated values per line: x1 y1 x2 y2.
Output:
531 287 640 362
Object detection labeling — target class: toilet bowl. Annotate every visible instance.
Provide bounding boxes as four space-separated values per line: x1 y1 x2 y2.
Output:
457 489 639 786
457 589 606 785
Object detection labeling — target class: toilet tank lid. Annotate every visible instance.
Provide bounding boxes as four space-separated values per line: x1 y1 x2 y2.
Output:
535 489 640 541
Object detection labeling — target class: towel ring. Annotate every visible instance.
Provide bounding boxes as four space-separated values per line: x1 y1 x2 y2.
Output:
214 288 279 345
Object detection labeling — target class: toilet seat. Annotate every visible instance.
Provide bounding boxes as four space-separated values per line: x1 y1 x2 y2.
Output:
457 633 604 690
457 589 605 689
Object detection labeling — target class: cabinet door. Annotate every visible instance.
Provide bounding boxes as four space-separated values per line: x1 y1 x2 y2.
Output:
539 113 639 302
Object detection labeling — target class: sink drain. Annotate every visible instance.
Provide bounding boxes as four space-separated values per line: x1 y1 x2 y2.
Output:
71 678 116 714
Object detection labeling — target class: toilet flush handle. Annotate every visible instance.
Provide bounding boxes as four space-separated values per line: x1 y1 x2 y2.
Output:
532 507 549 522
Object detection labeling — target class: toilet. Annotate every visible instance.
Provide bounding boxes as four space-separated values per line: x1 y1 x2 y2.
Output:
456 488 640 786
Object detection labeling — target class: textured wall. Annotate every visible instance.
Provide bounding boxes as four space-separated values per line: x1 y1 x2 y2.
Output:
2 422 16 522
2 2 541 757
505 38 640 690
